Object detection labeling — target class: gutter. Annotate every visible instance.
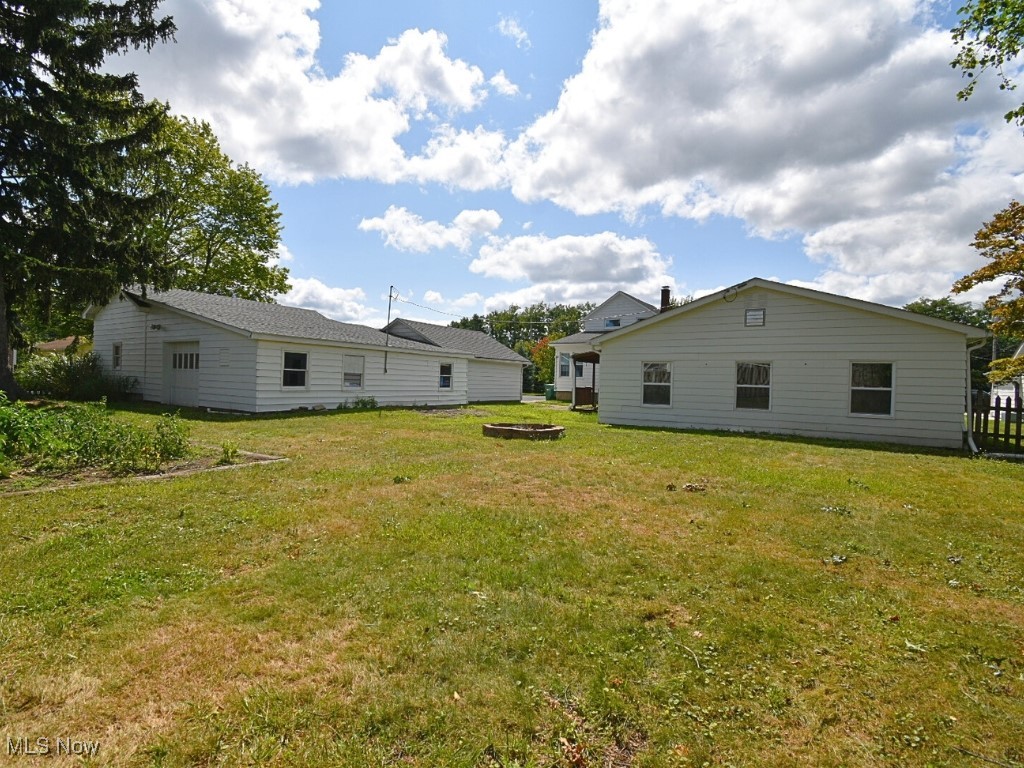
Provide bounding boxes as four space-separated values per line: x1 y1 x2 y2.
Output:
965 337 988 454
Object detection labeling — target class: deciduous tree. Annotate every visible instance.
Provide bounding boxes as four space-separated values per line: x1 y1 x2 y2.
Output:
137 116 288 301
951 0 1024 125
952 200 1024 382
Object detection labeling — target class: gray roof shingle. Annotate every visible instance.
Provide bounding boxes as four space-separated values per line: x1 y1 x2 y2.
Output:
127 289 448 354
385 319 528 363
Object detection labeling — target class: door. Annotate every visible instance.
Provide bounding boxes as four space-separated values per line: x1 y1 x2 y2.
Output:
166 342 200 407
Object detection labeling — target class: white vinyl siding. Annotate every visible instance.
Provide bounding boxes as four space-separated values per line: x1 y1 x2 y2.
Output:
90 296 259 411
582 292 657 332
468 360 522 402
596 288 971 449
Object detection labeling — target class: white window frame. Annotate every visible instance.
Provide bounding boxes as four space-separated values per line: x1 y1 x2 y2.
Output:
282 351 308 388
172 351 199 370
343 354 364 390
604 318 621 328
736 362 771 410
641 362 672 406
850 362 895 417
574 362 584 378
112 342 123 370
439 362 453 390
558 353 570 378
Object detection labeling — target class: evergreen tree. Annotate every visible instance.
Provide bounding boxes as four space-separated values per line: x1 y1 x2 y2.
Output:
0 0 175 396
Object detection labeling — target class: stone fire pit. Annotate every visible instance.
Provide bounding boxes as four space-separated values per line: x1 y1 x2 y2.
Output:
482 423 565 440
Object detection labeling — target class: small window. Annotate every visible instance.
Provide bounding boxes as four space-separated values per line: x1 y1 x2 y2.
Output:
575 362 584 378
642 362 671 405
439 362 453 389
736 362 771 409
558 353 570 378
171 352 199 370
745 308 766 327
219 348 230 367
604 318 621 328
112 343 122 370
283 352 307 387
343 355 364 389
851 363 893 415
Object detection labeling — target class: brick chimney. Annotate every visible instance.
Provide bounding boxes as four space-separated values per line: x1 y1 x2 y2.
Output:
660 285 671 312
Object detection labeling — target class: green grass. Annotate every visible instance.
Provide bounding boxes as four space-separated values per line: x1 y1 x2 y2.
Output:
1 403 1022 767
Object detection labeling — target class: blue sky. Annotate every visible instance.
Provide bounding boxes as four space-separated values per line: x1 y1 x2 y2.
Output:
114 0 1024 326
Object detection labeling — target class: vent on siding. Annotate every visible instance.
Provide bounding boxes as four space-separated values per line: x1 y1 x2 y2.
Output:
744 308 766 327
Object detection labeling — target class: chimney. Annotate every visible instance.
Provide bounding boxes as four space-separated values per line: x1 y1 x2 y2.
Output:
660 285 671 312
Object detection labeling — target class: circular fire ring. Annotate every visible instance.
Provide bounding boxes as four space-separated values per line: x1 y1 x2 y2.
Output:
483 423 565 440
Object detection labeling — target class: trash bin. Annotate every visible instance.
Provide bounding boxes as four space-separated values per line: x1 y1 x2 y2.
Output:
544 384 555 400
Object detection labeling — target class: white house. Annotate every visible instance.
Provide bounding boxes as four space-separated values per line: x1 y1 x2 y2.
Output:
87 288 527 412
991 342 1024 405
552 290 660 405
592 278 988 449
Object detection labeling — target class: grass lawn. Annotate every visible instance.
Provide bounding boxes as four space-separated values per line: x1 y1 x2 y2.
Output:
1 403 1022 766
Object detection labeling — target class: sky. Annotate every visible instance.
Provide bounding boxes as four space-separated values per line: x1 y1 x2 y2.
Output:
111 0 1024 327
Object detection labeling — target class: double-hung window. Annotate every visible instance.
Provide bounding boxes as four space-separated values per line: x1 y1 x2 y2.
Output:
112 343 123 370
642 362 671 405
343 355 364 389
575 362 584 378
736 362 771 409
283 352 307 387
850 363 893 415
558 353 570 378
439 363 453 389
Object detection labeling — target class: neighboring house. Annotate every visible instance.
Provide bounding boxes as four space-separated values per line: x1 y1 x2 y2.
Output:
87 288 527 412
552 290 661 405
591 278 987 449
991 342 1024 404
33 335 78 355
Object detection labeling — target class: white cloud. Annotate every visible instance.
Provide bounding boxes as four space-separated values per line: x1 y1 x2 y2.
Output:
282 277 377 322
489 70 519 96
497 16 531 49
471 232 674 310
359 205 502 252
505 0 1024 304
112 1 494 186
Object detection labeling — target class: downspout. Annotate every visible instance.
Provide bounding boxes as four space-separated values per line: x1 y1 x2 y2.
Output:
965 338 987 454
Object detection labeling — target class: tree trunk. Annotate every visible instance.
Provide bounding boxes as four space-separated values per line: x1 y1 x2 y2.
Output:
0 276 27 400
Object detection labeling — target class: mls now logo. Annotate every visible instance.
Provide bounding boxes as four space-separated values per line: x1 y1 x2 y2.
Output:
7 736 100 757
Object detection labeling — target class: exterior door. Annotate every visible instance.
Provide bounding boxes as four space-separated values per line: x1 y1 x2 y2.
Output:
166 342 200 407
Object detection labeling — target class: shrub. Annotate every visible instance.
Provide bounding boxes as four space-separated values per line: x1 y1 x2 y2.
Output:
0 394 190 474
14 352 137 401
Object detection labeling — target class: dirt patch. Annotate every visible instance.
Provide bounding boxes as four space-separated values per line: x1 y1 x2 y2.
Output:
1 450 286 496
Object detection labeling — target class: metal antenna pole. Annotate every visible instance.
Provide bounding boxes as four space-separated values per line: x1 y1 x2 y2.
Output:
384 285 395 373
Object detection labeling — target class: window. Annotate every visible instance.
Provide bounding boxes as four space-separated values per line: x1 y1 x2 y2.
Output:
219 348 230 367
343 355 364 389
745 308 766 327
559 353 570 378
575 362 584 378
283 352 307 387
642 362 671 405
172 352 199 370
604 318 621 328
851 363 893 415
736 362 771 409
112 343 122 370
439 362 453 389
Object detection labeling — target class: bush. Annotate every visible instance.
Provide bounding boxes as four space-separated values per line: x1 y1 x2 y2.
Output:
14 352 137 401
0 394 190 474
